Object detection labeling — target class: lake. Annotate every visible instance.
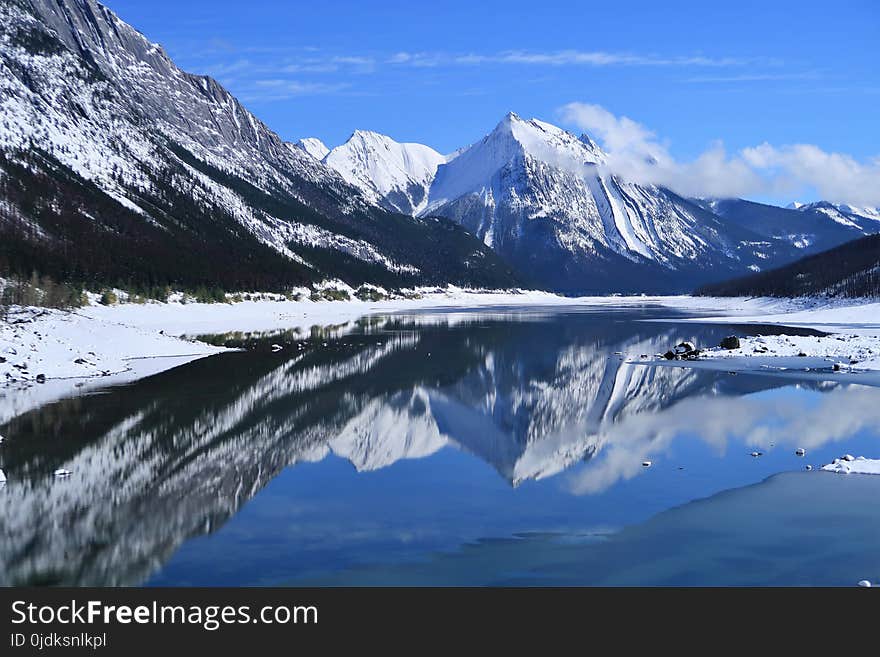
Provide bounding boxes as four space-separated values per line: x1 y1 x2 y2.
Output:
1 305 878 586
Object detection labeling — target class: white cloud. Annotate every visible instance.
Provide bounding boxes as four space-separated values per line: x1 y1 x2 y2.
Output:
684 71 821 83
385 50 752 69
741 144 880 207
242 80 349 102
559 102 880 206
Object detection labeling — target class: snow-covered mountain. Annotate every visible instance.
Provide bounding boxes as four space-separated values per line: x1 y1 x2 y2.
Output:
704 198 878 255
323 131 446 215
792 201 880 229
698 232 880 299
0 0 519 292
331 113 811 292
3 0 874 295
290 137 330 161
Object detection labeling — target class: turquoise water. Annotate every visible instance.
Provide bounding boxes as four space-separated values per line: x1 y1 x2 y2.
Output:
1 306 878 586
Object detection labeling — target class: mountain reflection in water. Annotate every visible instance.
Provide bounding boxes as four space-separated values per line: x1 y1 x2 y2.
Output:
0 306 877 586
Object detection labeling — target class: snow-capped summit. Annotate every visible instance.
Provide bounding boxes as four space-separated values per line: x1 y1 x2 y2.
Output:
323 130 445 215
426 112 606 213
786 201 805 210
419 112 779 291
291 137 330 160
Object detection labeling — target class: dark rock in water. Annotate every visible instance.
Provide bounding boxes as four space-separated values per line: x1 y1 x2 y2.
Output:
35 373 46 383
719 336 740 350
797 352 807 357
833 363 841 371
669 341 700 360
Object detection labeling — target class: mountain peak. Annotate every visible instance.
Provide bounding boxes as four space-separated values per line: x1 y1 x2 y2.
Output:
323 130 444 215
349 128 387 142
291 137 330 160
499 111 523 125
486 113 606 161
492 111 534 135
426 114 610 217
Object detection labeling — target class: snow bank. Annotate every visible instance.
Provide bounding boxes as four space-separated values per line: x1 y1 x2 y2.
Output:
699 333 880 372
1 307 225 385
821 456 880 475
76 287 598 337
0 307 226 421
655 296 880 376
678 298 880 336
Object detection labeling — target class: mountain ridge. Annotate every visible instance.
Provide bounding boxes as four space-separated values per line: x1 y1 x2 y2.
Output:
696 233 880 298
307 113 879 292
3 0 877 295
323 130 445 215
0 0 521 293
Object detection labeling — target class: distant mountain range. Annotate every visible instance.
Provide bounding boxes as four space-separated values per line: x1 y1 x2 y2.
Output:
1 0 877 295
299 116 880 293
696 233 880 298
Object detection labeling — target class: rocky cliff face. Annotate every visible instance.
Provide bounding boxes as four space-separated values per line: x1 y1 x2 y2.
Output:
0 0 520 291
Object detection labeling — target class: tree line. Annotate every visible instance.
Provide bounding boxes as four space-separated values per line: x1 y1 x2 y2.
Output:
696 233 880 298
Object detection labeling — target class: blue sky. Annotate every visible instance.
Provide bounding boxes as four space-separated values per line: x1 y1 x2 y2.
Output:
108 0 879 203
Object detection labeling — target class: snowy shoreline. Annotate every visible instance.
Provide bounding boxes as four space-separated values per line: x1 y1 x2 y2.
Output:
822 455 880 476
0 287 615 420
657 296 880 374
3 289 880 422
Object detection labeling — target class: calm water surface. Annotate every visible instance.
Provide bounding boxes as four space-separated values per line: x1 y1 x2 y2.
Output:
1 305 878 586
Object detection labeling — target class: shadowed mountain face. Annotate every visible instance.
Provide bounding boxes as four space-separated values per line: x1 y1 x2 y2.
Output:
0 308 854 585
696 233 880 298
